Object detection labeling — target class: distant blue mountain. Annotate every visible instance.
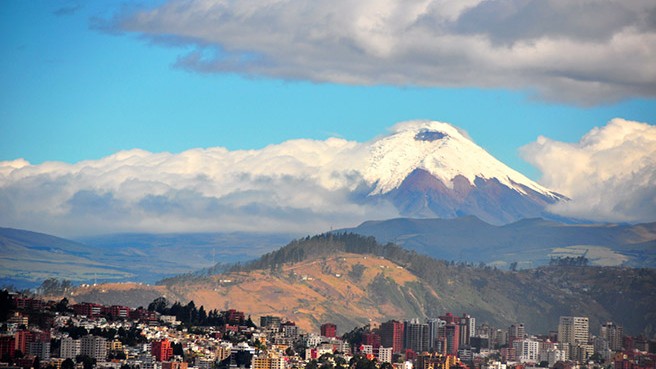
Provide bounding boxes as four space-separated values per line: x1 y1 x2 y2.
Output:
340 216 656 268
0 227 295 288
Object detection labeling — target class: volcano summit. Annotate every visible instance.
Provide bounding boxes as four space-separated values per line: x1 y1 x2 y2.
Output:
361 121 565 224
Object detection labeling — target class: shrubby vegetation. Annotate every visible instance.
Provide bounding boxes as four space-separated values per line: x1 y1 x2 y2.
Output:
147 297 256 328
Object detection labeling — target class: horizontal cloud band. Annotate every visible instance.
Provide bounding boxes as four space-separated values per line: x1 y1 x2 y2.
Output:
104 0 656 104
1 119 654 236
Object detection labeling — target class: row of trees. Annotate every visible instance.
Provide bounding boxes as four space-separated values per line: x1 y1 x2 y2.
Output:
147 297 256 328
58 325 146 346
549 255 590 266
305 353 392 369
38 278 73 295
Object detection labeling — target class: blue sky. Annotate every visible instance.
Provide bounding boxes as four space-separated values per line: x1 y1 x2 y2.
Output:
2 1 654 181
1 0 655 236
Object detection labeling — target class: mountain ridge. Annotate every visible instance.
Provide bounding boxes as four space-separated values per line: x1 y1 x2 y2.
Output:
64 233 656 336
0 227 294 288
341 216 656 268
3 215 655 289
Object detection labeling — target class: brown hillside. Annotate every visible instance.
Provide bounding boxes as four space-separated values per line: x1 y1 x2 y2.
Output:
65 236 656 337
70 253 439 333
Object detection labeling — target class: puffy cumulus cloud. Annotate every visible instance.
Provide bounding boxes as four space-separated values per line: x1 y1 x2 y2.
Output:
102 0 656 104
0 139 398 237
521 118 656 223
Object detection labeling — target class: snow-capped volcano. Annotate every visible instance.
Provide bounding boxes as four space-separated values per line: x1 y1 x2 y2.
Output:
363 121 557 197
0 119 568 235
361 121 564 224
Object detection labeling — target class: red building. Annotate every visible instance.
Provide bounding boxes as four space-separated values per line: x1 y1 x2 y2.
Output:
321 323 337 338
152 339 173 362
363 332 381 348
0 335 15 359
16 356 36 369
439 313 457 324
107 305 131 319
72 303 103 318
14 330 32 354
381 320 405 354
13 297 45 311
130 307 158 322
444 323 460 355
222 309 245 325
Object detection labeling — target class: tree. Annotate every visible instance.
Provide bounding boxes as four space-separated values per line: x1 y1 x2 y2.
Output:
341 325 368 348
348 264 366 282
148 297 168 313
77 356 95 369
234 350 252 368
56 298 69 313
306 360 319 369
198 306 207 324
334 356 347 369
380 363 393 369
0 290 11 321
61 359 75 369
173 343 184 357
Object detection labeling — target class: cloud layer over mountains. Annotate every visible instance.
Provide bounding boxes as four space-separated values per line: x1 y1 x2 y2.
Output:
106 0 656 104
1 119 654 236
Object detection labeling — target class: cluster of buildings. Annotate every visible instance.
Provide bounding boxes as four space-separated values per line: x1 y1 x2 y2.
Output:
0 292 654 369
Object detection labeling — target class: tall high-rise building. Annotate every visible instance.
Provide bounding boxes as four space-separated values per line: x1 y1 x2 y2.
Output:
437 313 460 355
320 323 337 338
59 337 80 359
444 322 460 355
514 338 539 363
508 324 526 343
14 330 32 354
558 317 589 345
28 340 50 360
426 319 445 350
81 335 107 361
600 322 623 351
405 319 429 353
380 320 404 354
260 316 282 329
459 314 475 347
558 316 589 361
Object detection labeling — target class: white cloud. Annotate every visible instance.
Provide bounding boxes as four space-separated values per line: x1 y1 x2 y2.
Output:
102 0 656 104
2 119 654 237
0 138 396 237
521 118 656 223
